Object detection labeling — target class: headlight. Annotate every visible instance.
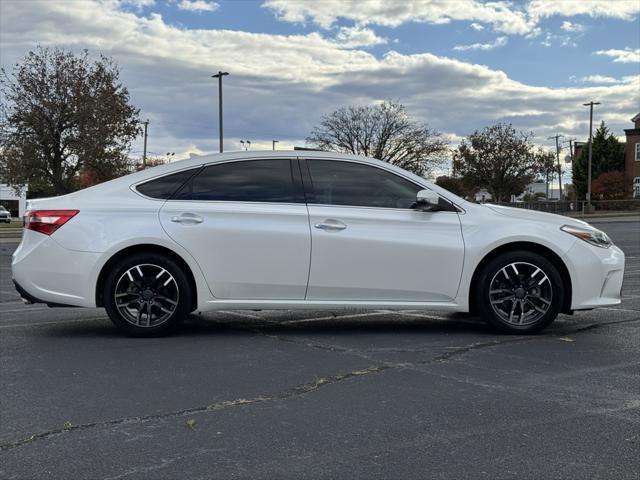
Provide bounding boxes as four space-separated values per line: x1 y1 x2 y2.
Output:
561 225 612 249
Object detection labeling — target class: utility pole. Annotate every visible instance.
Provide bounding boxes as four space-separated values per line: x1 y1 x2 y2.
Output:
548 134 564 200
141 119 149 168
563 138 577 205
272 139 278 151
583 101 600 211
211 71 229 152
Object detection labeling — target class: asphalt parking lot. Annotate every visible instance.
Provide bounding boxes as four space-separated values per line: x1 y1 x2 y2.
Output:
0 220 638 479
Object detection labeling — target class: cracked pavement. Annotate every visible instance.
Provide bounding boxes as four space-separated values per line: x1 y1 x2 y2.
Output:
0 221 639 479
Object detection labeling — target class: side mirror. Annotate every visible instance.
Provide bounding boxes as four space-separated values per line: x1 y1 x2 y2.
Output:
416 189 440 211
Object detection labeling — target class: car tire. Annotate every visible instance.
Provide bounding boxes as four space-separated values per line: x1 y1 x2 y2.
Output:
475 250 564 334
103 252 193 337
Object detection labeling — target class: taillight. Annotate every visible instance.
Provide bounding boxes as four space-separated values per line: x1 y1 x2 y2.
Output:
24 210 79 236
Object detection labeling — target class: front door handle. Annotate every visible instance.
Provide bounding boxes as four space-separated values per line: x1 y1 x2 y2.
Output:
314 219 347 231
171 213 204 224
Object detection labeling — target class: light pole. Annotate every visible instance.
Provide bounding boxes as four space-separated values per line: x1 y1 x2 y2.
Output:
583 101 600 210
212 71 229 153
141 119 149 167
547 134 564 200
272 139 279 151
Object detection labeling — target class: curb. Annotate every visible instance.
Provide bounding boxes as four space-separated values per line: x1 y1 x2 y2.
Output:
0 229 22 239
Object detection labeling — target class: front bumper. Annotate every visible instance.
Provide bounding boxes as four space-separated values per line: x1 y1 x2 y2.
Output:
563 241 625 310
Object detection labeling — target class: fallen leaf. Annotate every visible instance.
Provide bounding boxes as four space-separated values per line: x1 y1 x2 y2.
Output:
63 421 72 430
186 419 196 430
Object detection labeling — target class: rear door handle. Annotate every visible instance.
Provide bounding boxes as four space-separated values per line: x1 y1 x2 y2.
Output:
314 219 347 231
171 213 204 224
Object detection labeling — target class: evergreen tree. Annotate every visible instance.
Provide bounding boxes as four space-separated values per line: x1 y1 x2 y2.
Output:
572 122 625 200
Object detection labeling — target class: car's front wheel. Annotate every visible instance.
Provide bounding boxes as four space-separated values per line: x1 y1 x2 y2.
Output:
103 253 193 336
476 250 564 334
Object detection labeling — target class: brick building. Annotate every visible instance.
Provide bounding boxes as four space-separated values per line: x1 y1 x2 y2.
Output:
624 113 640 198
572 114 640 198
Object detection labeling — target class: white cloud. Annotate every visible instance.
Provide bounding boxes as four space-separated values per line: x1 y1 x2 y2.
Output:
470 22 484 31
334 26 387 48
177 0 219 12
594 47 640 63
453 36 508 51
263 0 534 35
263 0 639 36
118 0 156 7
1 0 637 158
527 0 640 21
560 21 585 32
580 75 619 84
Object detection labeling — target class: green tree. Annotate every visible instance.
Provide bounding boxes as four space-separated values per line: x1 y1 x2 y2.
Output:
435 175 475 199
0 47 141 197
307 100 448 177
452 123 552 202
572 122 624 200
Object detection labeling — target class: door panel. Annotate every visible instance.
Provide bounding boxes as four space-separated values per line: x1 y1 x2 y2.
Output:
160 202 311 299
306 206 464 302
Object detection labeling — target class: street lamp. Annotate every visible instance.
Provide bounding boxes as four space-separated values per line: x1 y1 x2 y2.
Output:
583 101 600 210
211 71 229 153
240 140 251 151
272 139 279 150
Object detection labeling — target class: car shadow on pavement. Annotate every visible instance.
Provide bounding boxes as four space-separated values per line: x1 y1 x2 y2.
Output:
36 310 604 340
38 311 498 339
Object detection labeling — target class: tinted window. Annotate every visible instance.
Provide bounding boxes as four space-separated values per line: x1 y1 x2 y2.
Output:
174 159 297 202
136 168 199 199
306 160 421 209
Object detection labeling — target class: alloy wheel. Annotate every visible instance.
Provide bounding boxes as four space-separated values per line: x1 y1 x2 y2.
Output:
488 262 553 326
114 263 180 328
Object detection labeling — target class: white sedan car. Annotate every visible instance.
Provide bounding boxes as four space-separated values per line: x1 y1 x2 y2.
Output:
12 151 624 336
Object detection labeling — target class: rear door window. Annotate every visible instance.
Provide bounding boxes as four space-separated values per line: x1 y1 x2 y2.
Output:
174 159 299 203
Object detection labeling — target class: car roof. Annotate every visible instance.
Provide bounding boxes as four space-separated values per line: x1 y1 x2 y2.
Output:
73 150 467 208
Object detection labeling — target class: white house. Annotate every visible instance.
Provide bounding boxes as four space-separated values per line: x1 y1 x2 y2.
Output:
0 184 28 218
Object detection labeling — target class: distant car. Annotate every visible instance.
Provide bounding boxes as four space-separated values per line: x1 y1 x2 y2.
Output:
12 151 625 336
0 205 11 223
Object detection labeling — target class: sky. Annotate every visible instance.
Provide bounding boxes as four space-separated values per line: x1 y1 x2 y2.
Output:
0 0 639 180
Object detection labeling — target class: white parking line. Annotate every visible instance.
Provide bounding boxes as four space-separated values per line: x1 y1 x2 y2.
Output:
0 306 51 315
393 311 451 320
282 310 392 324
0 290 21 298
0 318 104 329
218 310 265 320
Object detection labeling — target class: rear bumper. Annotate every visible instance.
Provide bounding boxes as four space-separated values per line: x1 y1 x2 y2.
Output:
13 279 78 307
564 242 625 310
11 231 101 307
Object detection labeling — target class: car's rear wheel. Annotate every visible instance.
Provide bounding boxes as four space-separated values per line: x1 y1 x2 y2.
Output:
103 253 192 336
476 251 564 334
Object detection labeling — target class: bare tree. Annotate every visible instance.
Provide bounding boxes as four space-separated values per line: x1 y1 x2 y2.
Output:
307 101 448 177
0 46 141 197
